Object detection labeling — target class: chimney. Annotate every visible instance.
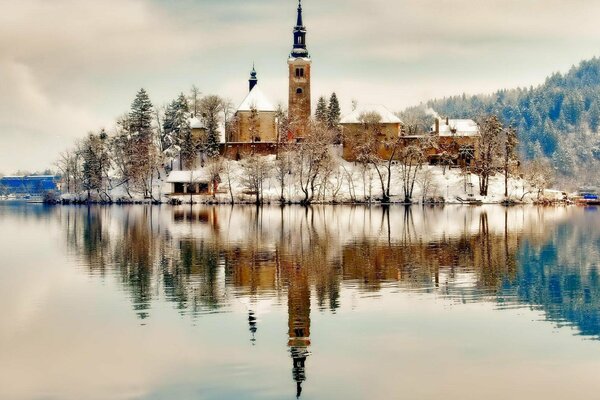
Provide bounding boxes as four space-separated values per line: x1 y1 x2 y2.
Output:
435 118 440 134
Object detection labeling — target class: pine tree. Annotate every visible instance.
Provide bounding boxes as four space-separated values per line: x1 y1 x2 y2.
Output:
129 88 154 138
127 88 157 197
199 95 224 158
589 101 600 132
315 96 328 124
327 93 341 130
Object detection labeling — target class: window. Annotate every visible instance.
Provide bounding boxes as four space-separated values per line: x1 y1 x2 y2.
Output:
296 88 303 94
295 68 305 78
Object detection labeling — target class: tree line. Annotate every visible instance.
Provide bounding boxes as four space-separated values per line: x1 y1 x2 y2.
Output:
417 57 600 187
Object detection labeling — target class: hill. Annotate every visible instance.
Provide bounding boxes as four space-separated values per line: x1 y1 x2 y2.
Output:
405 57 600 187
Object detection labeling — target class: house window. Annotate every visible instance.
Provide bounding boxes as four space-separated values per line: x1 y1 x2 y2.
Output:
296 88 303 94
295 68 304 78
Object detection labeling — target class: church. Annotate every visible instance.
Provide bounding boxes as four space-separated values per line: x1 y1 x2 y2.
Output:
222 0 312 159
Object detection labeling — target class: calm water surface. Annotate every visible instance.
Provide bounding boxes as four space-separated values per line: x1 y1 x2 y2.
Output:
1 204 600 399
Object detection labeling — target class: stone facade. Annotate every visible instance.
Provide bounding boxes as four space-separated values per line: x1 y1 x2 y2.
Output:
288 58 312 139
231 110 278 143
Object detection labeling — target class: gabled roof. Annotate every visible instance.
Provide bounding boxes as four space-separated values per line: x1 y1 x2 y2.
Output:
433 119 480 137
167 170 216 183
237 85 276 112
341 104 403 124
189 116 206 130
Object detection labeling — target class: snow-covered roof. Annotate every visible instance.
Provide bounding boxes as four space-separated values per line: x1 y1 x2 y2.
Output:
237 85 276 112
341 104 403 124
433 119 480 137
167 170 216 183
189 117 206 130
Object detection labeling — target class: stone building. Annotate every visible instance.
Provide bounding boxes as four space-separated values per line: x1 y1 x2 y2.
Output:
287 0 312 140
341 104 404 161
229 67 278 143
429 118 480 166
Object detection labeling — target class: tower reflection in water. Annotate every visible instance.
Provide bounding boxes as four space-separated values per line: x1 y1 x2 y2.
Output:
62 205 600 398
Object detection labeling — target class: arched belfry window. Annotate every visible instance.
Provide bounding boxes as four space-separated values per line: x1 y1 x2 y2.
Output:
296 88 303 94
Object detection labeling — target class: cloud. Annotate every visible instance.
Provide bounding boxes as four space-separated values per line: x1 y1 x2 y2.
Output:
1 0 600 172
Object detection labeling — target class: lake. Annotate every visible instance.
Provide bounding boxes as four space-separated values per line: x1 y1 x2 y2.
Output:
1 204 599 399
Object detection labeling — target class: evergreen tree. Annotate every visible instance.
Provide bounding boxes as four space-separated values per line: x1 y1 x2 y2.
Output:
589 101 600 132
199 95 224 158
126 88 158 197
315 96 328 124
129 88 154 138
327 92 341 130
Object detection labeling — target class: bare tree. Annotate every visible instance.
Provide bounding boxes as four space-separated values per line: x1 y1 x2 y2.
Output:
189 85 202 116
294 121 335 204
241 155 272 205
351 111 403 203
523 158 555 200
275 150 293 203
206 158 224 199
416 167 435 203
223 160 237 203
474 115 504 196
503 126 519 198
398 143 426 203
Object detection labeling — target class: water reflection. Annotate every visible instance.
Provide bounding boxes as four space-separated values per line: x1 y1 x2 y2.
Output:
59 204 600 397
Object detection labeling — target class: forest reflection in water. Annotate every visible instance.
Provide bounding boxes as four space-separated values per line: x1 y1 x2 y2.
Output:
59 205 600 395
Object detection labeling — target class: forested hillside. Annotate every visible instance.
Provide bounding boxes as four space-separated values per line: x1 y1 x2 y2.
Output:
422 57 600 186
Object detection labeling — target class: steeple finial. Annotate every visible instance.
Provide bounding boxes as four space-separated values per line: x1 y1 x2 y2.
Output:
296 0 303 27
249 64 258 92
290 0 309 58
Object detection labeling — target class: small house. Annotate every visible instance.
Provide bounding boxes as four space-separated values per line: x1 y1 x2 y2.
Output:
430 118 480 167
166 170 220 196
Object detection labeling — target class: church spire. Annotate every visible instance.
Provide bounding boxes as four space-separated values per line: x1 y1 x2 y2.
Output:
249 64 258 92
290 0 309 59
296 0 304 27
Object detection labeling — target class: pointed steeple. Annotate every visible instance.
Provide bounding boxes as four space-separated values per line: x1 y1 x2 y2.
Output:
290 0 309 59
296 0 304 27
249 63 258 92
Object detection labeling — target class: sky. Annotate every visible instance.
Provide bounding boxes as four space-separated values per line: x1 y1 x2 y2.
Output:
2 0 600 173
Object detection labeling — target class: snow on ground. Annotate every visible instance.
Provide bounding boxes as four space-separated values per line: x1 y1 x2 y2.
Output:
62 154 545 204
163 155 538 205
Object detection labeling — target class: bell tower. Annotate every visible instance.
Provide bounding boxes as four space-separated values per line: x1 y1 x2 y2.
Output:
288 0 311 139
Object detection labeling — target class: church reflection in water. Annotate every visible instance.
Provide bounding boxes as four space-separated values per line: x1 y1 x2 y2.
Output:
62 205 600 397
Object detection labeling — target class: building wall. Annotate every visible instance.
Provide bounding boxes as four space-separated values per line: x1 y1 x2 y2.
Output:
288 59 312 139
342 123 402 161
232 111 278 143
221 142 280 160
342 123 479 165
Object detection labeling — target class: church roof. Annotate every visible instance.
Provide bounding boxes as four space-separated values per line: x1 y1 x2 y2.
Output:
237 85 276 112
341 104 403 124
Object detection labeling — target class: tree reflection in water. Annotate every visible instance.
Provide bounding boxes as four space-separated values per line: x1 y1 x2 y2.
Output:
62 205 600 397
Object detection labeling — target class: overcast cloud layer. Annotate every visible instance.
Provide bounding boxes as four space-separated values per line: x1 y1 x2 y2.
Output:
1 0 600 173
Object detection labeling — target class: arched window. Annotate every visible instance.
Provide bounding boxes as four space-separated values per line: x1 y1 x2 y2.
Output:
300 68 304 77
295 68 300 77
296 88 303 94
